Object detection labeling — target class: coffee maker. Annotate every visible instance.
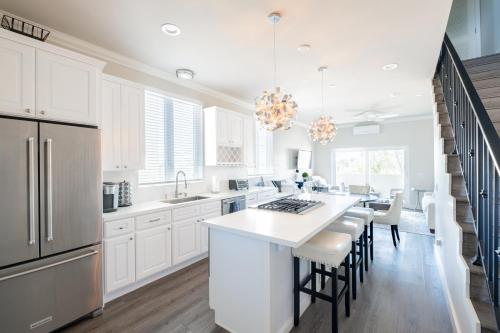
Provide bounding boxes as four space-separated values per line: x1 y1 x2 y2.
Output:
103 182 119 213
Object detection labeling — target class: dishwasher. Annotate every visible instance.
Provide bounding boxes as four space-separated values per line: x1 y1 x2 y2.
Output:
222 195 246 215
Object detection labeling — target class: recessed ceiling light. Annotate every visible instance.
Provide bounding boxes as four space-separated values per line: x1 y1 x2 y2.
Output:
382 63 398 71
389 92 398 98
297 44 311 53
161 23 181 36
328 83 336 88
176 68 194 80
416 93 423 97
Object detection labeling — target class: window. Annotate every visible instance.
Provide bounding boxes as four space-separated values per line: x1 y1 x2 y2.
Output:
250 125 273 175
334 149 405 198
139 90 203 184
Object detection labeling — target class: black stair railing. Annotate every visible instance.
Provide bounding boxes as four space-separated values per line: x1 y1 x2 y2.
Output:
437 34 500 321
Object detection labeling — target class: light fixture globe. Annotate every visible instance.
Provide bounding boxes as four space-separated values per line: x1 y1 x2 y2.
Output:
255 12 298 131
255 87 297 131
309 115 337 145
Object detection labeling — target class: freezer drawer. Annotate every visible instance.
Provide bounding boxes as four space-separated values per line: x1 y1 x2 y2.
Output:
0 245 102 333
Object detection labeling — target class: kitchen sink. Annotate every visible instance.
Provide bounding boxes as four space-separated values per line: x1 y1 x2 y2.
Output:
161 196 210 204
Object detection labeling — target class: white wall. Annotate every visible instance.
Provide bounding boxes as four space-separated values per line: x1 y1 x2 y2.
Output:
313 118 434 208
446 0 481 60
272 125 313 181
480 0 500 56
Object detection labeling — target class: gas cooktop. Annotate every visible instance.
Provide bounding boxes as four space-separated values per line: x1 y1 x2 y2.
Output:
257 198 324 215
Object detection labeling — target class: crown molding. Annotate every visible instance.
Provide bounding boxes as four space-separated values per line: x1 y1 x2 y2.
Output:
0 10 254 111
335 113 433 128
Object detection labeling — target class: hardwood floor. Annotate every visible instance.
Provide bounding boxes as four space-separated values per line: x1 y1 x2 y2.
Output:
61 230 452 333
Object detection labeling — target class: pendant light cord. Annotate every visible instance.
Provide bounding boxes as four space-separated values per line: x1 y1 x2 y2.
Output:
321 68 325 113
273 21 277 88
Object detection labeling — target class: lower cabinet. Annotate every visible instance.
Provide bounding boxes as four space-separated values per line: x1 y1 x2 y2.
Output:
104 234 135 293
136 225 172 280
172 218 200 265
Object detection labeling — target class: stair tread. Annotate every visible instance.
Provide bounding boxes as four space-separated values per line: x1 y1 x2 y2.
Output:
454 195 468 202
471 299 498 331
470 69 500 81
459 221 475 234
466 61 500 74
464 53 500 68
465 256 485 275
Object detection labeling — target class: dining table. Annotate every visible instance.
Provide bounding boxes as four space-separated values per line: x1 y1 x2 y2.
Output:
327 191 380 208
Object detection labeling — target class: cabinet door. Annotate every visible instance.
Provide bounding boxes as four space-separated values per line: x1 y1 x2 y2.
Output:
36 50 98 124
120 84 144 170
243 116 256 166
216 111 230 146
229 114 243 146
0 38 35 117
101 80 122 171
105 234 135 293
136 225 172 280
199 212 220 253
172 219 200 265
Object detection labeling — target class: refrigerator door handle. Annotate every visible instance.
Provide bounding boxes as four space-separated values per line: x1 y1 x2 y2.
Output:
46 138 53 242
0 250 99 282
28 137 35 245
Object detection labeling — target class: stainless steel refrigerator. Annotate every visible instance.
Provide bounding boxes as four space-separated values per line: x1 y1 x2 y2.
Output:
0 116 102 332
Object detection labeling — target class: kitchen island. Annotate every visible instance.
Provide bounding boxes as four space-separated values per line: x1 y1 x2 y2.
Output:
204 193 359 333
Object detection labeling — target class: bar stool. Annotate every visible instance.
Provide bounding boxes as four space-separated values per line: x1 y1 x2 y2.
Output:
344 207 374 271
292 230 351 333
326 216 365 299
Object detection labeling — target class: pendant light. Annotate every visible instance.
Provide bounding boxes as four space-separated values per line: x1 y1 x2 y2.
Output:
255 12 298 131
309 66 337 145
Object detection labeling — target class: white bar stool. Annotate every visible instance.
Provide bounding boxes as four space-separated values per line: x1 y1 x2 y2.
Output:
327 216 365 299
344 207 374 271
292 230 351 333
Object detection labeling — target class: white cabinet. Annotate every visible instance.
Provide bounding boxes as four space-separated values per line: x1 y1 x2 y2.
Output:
172 218 200 265
198 211 220 253
101 75 144 171
0 38 35 117
36 49 99 124
204 106 245 166
136 225 172 280
105 234 136 293
243 116 256 167
0 31 104 124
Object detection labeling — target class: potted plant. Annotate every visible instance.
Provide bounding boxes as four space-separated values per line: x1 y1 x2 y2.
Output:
302 172 309 181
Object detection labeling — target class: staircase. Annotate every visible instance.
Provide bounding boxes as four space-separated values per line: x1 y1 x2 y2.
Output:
464 53 500 137
433 79 497 332
434 35 500 333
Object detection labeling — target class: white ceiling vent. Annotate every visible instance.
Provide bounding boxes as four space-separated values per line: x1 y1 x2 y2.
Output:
353 124 380 136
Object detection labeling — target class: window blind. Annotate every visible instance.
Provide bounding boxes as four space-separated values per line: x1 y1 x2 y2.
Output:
252 125 273 175
139 91 203 184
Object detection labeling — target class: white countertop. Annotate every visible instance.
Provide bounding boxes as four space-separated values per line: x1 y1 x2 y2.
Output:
102 186 279 221
203 193 360 248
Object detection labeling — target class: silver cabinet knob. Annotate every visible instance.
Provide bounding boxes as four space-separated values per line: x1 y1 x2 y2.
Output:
124 165 127 169
40 110 45 115
116 165 120 169
129 237 133 241
167 227 171 231
25 108 31 113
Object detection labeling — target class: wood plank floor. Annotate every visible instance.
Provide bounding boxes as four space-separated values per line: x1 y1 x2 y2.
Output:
61 229 452 333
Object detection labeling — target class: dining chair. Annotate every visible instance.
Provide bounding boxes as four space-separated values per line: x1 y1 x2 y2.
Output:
373 192 404 247
348 185 370 195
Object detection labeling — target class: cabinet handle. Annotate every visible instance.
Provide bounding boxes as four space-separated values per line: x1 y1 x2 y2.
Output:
28 137 35 245
46 138 53 242
124 165 127 169
25 108 31 114
118 226 124 230
167 227 171 231
129 237 134 241
40 110 45 115
149 217 161 223
116 165 120 169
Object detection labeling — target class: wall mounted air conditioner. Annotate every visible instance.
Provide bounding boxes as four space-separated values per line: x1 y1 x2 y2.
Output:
353 124 380 136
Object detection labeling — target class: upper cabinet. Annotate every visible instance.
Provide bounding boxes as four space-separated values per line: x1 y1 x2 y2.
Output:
0 30 105 125
0 38 35 117
243 116 256 167
101 75 144 171
204 106 246 166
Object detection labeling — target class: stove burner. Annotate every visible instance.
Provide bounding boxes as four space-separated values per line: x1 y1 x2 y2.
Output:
257 198 323 214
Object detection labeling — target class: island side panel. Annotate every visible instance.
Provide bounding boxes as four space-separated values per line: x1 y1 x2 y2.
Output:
209 228 272 333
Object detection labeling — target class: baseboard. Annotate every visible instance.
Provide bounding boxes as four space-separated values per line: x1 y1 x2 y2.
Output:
104 252 208 304
434 244 462 333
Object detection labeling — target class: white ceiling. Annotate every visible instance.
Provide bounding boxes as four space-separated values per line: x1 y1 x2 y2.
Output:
0 0 453 124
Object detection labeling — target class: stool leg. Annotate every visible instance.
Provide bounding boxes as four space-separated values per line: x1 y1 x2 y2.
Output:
294 257 300 326
344 256 350 318
359 234 364 284
390 226 398 247
364 225 369 272
321 264 326 290
395 225 400 242
351 241 356 300
369 221 374 261
311 262 316 304
331 266 338 333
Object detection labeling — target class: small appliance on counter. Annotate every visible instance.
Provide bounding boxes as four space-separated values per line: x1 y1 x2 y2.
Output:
103 182 119 213
271 180 283 192
229 179 249 191
118 180 132 207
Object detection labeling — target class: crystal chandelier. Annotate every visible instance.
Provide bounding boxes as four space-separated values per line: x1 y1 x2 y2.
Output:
255 12 298 131
309 66 337 145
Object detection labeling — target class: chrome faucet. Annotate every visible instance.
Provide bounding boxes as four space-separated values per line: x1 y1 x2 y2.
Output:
175 170 187 198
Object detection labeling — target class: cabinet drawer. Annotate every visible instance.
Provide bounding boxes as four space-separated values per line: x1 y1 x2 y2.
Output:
201 201 221 215
135 211 171 230
173 205 201 221
246 193 258 205
104 218 134 238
